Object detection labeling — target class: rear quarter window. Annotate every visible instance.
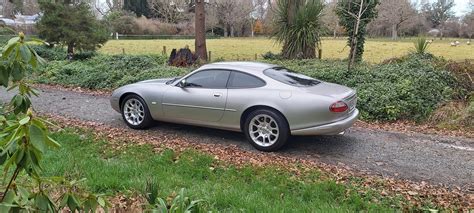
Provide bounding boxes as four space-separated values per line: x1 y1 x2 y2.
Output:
263 67 320 87
228 71 266 88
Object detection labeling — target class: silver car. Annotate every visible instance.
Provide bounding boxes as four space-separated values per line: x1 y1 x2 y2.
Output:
111 62 359 151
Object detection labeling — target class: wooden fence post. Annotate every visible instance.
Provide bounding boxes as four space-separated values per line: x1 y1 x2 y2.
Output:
163 46 167 56
254 53 257 61
122 48 125 54
318 49 322 59
208 51 212 62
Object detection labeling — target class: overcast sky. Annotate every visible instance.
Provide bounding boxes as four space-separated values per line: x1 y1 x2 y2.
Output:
97 0 471 17
451 0 470 16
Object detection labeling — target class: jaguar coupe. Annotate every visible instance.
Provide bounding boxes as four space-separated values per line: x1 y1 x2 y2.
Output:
110 62 359 151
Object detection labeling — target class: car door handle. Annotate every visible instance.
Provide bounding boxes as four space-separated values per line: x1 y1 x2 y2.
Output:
213 93 221 97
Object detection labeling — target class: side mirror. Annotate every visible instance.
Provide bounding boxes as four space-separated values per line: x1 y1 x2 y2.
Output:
178 79 187 88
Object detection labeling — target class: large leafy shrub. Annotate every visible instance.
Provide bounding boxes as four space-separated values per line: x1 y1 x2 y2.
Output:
0 33 108 211
31 45 98 61
272 54 457 121
33 54 189 89
33 53 460 121
30 45 66 61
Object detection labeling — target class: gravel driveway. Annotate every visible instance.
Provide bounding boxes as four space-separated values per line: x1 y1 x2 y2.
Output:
1 87 473 189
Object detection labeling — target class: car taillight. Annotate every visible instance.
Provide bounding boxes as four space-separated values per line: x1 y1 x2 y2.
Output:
330 101 348 113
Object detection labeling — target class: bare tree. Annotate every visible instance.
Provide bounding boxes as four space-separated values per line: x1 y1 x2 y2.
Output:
422 0 454 40
463 12 474 41
22 0 40 15
215 0 253 37
148 0 189 23
322 0 343 38
253 0 267 20
73 0 122 16
375 0 416 39
205 2 218 34
195 0 207 61
1 0 16 17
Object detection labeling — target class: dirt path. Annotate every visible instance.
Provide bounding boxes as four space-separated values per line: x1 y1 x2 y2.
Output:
1 87 473 190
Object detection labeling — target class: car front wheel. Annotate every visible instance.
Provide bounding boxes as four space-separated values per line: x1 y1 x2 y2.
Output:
244 109 289 151
121 94 153 129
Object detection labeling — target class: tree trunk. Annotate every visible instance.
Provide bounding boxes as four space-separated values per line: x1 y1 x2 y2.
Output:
194 0 207 61
439 25 444 40
251 21 254 37
224 25 228 37
230 25 234 37
348 0 364 71
67 42 74 60
282 0 301 59
391 24 398 40
67 42 74 54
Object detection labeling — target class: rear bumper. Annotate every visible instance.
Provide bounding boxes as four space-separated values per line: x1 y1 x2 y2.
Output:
291 109 359 136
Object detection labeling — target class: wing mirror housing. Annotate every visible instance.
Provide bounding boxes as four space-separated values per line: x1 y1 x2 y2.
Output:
178 79 187 88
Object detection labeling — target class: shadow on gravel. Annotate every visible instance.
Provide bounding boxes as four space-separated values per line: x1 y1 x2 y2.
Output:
142 119 355 157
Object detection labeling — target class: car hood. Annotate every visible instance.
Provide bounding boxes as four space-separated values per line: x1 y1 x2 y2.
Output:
137 78 176 84
301 82 355 100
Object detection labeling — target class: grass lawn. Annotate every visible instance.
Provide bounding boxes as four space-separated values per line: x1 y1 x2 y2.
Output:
99 37 474 63
39 129 402 211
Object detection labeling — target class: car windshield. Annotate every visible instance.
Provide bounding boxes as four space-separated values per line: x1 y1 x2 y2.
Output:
166 77 181 85
263 67 321 87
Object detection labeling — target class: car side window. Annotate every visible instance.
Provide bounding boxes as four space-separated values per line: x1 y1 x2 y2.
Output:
185 70 231 89
228 71 266 88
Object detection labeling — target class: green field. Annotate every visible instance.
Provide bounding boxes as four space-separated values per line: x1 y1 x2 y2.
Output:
99 37 474 63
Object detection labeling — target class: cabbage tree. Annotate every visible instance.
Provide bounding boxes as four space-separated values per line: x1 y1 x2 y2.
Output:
272 0 324 59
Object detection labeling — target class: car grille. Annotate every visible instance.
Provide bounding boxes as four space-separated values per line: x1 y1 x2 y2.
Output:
344 93 357 111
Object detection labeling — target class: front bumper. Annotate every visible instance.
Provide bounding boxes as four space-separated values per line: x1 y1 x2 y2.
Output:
291 109 359 136
110 96 120 113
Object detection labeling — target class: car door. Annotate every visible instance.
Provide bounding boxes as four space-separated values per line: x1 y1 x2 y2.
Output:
162 69 230 123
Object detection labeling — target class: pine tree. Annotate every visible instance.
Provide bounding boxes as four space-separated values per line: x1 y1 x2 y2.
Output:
123 0 150 17
37 1 109 58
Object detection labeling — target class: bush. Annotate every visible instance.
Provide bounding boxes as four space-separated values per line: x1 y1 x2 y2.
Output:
33 54 189 89
413 37 430 54
270 54 458 121
30 45 66 61
261 51 283 60
440 60 473 100
30 45 97 61
33 53 462 122
113 15 140 34
429 98 474 130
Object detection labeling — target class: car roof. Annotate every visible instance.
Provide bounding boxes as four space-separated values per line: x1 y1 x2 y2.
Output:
199 61 278 73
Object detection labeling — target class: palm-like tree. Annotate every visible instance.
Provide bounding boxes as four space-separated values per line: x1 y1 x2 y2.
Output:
272 0 324 59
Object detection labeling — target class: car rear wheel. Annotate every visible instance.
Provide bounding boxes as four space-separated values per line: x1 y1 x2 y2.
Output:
244 109 289 151
121 94 153 129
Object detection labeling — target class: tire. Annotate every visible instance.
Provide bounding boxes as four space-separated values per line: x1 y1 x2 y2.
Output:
243 109 289 152
121 94 153 129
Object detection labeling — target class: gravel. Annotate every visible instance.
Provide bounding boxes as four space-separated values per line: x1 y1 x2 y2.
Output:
1 87 473 189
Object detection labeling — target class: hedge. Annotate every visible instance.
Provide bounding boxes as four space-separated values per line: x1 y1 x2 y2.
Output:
33 53 464 121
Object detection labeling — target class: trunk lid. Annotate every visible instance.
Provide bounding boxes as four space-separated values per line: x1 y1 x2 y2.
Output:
302 82 357 113
301 82 355 100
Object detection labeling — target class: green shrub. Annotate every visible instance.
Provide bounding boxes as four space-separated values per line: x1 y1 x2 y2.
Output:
33 54 189 89
33 53 461 121
413 37 430 54
270 54 457 121
261 51 283 60
31 45 98 61
30 45 66 61
74 51 98 60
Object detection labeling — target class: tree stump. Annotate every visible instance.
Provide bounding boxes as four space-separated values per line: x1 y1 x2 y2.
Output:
168 47 197 67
